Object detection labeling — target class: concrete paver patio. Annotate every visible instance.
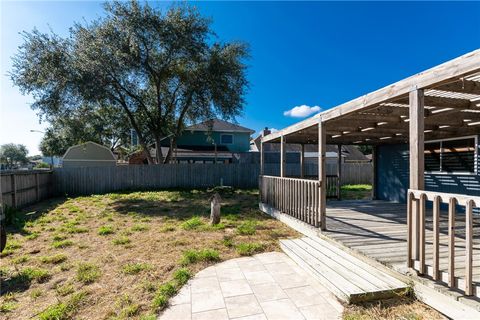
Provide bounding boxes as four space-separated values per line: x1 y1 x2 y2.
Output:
159 252 343 320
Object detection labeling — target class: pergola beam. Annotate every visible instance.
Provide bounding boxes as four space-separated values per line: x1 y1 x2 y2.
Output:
434 79 480 95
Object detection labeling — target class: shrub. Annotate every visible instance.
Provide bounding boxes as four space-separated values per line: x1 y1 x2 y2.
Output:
112 236 131 245
76 263 101 284
98 225 114 235
52 240 74 248
41 254 67 264
121 262 152 275
237 221 257 235
180 249 220 265
236 242 264 256
181 217 204 230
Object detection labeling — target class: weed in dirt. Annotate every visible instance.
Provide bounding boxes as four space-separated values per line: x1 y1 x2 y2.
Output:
98 225 115 235
38 291 87 320
52 239 74 248
180 248 220 265
121 262 152 275
180 217 204 230
30 289 43 300
159 224 175 232
173 268 191 285
40 253 67 264
12 255 29 264
55 283 75 296
112 236 131 245
131 224 149 232
76 263 101 284
236 220 257 235
236 242 264 256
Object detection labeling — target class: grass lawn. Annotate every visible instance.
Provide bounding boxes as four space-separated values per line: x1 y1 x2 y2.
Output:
341 184 372 200
0 189 298 319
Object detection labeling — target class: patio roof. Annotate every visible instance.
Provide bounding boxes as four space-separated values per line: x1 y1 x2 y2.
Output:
262 49 480 145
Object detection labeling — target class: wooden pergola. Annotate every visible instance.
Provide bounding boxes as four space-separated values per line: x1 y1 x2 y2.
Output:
259 49 480 297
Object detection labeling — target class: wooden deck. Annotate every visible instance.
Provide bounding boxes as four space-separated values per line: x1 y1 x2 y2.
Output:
324 200 480 290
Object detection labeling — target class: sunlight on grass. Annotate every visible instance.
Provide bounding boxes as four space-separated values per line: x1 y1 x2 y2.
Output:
180 248 220 266
76 263 101 284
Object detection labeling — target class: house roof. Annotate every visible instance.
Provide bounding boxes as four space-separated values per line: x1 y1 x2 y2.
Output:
186 119 255 134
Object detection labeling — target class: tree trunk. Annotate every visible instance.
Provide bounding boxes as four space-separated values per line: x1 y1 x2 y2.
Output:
155 135 163 164
164 137 176 164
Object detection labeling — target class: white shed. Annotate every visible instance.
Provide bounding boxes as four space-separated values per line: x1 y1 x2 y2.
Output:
62 142 116 168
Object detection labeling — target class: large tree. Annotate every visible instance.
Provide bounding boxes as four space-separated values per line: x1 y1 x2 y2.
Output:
11 1 248 164
0 144 29 169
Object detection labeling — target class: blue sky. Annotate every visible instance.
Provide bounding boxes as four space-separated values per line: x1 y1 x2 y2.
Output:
1 1 479 155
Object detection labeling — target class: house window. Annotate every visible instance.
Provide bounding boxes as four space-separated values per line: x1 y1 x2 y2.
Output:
220 134 233 144
425 137 476 174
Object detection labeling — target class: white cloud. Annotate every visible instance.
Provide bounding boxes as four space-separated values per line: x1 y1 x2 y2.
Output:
283 105 321 118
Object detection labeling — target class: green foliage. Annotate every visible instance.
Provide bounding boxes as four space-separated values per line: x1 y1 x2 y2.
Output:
236 242 264 256
55 283 75 296
10 1 249 163
181 217 204 230
237 220 257 235
131 224 149 232
341 184 372 191
98 225 115 235
20 267 51 283
38 291 86 320
76 263 101 284
180 248 220 265
12 255 29 264
0 143 28 168
34 162 50 169
0 301 17 313
173 268 191 285
40 254 67 264
121 263 152 275
159 224 175 232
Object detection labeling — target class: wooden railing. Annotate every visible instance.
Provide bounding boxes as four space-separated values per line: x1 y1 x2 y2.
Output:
408 189 480 296
260 175 320 227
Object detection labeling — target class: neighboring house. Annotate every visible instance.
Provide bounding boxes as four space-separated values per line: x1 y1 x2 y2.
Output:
62 142 117 168
129 119 255 164
251 127 369 164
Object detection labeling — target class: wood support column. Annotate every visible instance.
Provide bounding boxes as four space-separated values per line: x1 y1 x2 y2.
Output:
260 141 264 175
318 121 326 230
409 88 425 262
300 144 305 178
337 144 342 200
372 145 377 200
280 136 286 177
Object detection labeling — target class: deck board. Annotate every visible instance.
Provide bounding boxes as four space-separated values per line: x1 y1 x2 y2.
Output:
325 200 480 286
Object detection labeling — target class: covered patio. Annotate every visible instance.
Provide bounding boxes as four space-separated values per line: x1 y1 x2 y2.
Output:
259 49 480 304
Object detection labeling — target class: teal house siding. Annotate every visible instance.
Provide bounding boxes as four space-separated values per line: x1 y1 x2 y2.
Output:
175 131 251 152
375 136 480 204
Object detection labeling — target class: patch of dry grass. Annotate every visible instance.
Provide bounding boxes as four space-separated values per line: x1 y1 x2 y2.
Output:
343 296 446 320
0 189 298 319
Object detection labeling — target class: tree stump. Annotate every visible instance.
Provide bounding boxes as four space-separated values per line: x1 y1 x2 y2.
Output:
210 193 222 225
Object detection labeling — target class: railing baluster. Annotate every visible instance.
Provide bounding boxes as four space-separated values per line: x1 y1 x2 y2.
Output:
448 197 456 288
433 195 440 281
419 193 426 275
407 191 413 268
307 182 312 225
313 181 318 227
466 199 474 296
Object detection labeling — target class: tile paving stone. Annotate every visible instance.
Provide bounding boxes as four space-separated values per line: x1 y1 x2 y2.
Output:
225 294 263 318
220 279 253 297
243 270 276 285
191 290 225 313
260 298 306 320
159 252 343 320
250 283 288 302
284 285 329 308
192 308 229 320
158 303 191 320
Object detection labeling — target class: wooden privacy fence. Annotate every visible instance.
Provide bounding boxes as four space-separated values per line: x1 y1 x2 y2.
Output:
259 175 321 227
53 164 260 196
1 170 53 208
408 189 480 296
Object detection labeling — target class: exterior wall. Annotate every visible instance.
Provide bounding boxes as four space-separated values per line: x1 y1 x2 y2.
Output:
376 138 480 203
174 131 251 152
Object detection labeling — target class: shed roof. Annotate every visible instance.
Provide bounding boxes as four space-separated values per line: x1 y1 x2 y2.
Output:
62 141 116 161
262 49 480 145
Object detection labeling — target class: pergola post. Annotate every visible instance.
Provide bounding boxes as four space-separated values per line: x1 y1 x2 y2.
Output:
409 88 425 262
260 141 264 175
372 145 377 200
318 121 326 230
280 135 286 177
337 144 342 200
300 144 305 178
